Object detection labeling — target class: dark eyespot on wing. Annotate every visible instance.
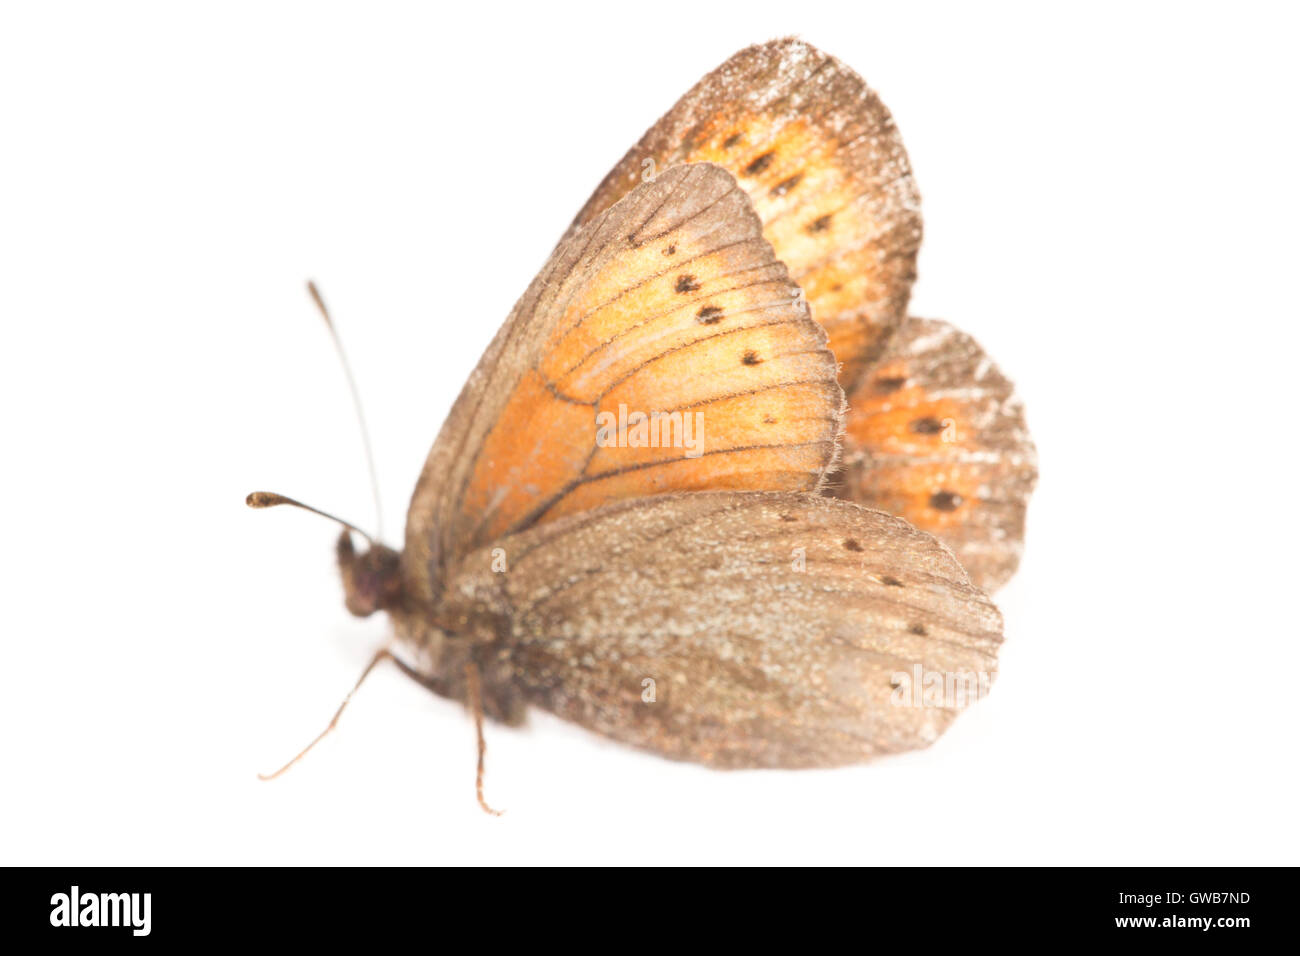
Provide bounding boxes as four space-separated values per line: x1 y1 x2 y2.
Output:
929 491 963 512
770 173 803 197
744 151 776 176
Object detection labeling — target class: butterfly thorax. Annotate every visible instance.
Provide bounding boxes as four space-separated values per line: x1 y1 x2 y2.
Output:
338 533 528 725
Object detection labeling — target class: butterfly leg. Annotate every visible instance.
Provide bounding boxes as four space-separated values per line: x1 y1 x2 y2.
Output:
464 660 504 816
258 646 401 781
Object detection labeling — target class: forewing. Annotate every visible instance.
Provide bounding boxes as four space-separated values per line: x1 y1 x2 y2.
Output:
404 164 843 603
834 318 1038 592
441 492 1002 768
567 37 922 388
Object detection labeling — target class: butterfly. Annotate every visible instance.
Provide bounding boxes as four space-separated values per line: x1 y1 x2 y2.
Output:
250 38 1036 813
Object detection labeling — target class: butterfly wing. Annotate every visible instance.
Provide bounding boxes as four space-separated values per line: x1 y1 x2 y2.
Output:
404 163 844 604
566 37 922 389
834 318 1038 592
437 492 1001 767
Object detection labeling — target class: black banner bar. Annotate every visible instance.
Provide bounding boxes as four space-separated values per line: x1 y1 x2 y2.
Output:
8 867 1284 942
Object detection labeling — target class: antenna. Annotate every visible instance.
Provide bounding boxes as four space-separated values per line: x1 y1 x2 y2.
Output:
306 280 384 541
245 491 375 547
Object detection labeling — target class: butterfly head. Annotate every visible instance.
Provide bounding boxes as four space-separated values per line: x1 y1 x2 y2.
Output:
337 531 403 618
245 492 403 618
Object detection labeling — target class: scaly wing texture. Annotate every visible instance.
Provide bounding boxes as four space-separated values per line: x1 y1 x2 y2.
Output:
567 37 922 389
834 318 1038 592
440 492 1002 767
404 164 843 604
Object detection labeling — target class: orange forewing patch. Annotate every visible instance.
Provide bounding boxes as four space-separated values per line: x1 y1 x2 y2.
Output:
405 164 843 602
457 369 595 547
567 39 922 389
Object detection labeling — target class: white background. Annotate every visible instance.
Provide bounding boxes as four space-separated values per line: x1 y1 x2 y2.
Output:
3 1 1297 865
